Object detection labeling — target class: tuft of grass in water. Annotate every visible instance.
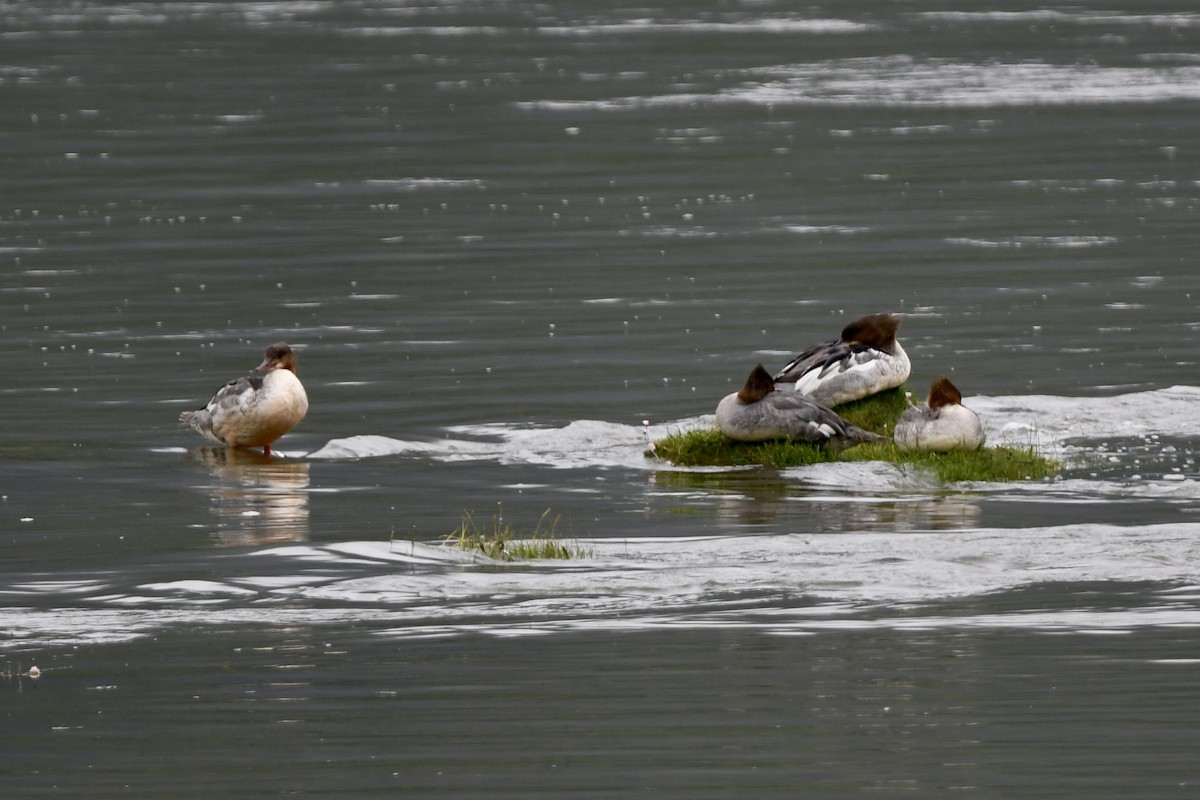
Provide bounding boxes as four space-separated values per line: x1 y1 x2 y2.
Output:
441 506 590 561
649 386 1057 483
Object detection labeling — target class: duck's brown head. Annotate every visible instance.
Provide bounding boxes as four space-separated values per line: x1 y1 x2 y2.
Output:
839 313 900 350
927 376 962 409
737 364 776 404
257 341 298 374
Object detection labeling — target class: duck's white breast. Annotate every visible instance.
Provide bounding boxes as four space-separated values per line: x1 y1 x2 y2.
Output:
214 369 308 447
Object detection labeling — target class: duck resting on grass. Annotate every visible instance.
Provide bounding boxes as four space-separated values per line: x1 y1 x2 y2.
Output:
716 364 886 449
179 341 308 456
893 377 984 452
773 312 911 407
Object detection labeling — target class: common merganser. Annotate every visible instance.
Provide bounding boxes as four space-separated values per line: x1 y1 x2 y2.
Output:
179 341 308 456
773 313 911 407
893 377 984 452
716 364 886 448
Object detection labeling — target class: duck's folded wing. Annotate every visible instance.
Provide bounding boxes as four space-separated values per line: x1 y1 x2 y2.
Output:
767 391 885 446
206 374 264 415
817 342 886 379
776 338 875 383
762 391 853 437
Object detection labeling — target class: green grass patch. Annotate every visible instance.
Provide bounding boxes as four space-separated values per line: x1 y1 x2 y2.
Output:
441 507 590 561
650 387 1057 483
833 386 915 434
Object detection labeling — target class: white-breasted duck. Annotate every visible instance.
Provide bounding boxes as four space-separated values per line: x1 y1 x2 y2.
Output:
893 377 984 452
179 341 308 456
773 312 910 407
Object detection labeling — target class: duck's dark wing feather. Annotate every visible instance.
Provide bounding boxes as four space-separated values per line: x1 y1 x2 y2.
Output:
206 374 264 414
774 339 880 383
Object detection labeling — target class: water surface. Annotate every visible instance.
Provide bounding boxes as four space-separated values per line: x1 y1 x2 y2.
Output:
4 2 1200 796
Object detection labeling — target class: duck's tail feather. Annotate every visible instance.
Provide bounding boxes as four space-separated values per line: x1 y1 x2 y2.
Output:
824 423 886 451
179 409 211 432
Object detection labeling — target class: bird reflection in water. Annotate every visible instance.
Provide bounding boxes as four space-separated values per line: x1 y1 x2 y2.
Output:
187 447 311 546
649 469 981 532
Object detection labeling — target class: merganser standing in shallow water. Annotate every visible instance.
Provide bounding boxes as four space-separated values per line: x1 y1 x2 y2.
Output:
716 364 885 449
179 341 308 456
773 313 910 407
893 377 984 452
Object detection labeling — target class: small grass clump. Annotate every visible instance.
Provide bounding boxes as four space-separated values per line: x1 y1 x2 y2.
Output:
650 387 1057 483
441 506 590 561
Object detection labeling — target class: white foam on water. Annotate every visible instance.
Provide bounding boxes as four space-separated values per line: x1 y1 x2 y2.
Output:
362 178 486 190
947 235 1119 249
970 385 1200 446
917 11 1200 29
519 57 1200 111
306 419 667 469
343 18 874 39
302 386 1200 488
9 387 1200 650
6 523 1200 648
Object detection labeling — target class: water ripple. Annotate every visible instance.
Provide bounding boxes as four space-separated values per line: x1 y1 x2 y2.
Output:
520 57 1200 110
5 526 1200 649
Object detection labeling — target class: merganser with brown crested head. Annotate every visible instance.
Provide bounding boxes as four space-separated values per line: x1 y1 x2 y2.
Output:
179 341 308 456
773 312 910 407
893 377 984 452
716 364 885 449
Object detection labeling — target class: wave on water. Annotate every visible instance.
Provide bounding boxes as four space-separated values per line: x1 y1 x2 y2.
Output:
291 386 1200 518
361 178 486 190
302 386 1200 479
917 11 1200 28
305 419 666 469
970 385 1200 446
342 18 874 38
7 387 1200 652
530 19 876 36
946 235 1119 249
5 523 1200 648
520 56 1200 111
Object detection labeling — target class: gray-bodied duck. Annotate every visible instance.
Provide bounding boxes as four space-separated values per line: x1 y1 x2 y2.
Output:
716 364 885 449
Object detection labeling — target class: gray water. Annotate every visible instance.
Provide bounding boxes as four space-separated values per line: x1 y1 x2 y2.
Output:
4 2 1200 796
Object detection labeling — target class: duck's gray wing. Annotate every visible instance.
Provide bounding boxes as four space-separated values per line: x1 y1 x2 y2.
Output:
774 338 858 383
204 373 264 414
765 391 886 446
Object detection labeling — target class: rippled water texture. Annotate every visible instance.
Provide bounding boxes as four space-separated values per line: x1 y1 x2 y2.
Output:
4 2 1200 797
